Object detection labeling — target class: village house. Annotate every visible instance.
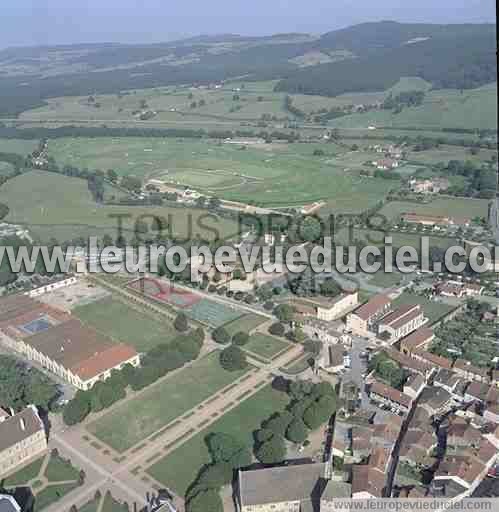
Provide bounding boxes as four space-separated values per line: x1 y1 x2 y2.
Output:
446 417 483 449
303 318 350 345
0 406 47 479
403 373 426 399
384 348 433 379
435 280 485 298
401 213 470 228
400 327 434 355
484 403 499 424
411 350 453 371
351 464 386 499
371 158 399 170
409 178 449 195
399 427 437 468
0 494 21 512
369 381 412 415
350 425 374 462
316 344 347 374
453 359 490 384
464 382 495 404
346 294 392 338
419 386 453 418
433 368 462 396
377 304 427 344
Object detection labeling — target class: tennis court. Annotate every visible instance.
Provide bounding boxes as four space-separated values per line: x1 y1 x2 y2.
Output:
185 298 242 328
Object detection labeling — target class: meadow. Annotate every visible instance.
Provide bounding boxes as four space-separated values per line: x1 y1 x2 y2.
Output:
73 297 177 352
47 137 394 211
146 384 290 496
86 351 249 453
0 170 238 242
243 334 291 360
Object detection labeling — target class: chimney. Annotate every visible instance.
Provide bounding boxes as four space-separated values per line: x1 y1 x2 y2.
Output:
20 418 26 431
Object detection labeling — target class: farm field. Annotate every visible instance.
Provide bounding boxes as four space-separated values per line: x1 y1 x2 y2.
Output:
0 161 15 175
46 136 395 211
146 384 290 496
0 138 39 155
73 297 177 352
378 198 490 221
243 334 291 360
0 170 237 242
329 83 498 131
87 351 249 453
392 293 456 325
223 313 268 336
407 145 497 165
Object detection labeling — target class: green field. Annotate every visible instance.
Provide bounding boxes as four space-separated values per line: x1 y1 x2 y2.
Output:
392 293 456 325
329 83 498 131
0 170 237 242
223 313 268 336
44 137 394 211
0 138 39 155
146 385 290 496
379 198 490 221
73 297 177 352
87 351 248 453
243 334 291 360
0 161 15 176
3 457 45 486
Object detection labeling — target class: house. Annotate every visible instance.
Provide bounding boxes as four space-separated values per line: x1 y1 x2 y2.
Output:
433 369 462 396
315 293 359 322
351 464 386 499
464 382 493 403
316 344 347 374
409 178 449 194
369 381 412 414
350 425 374 462
412 350 453 371
377 304 427 344
403 373 426 399
446 417 482 449
303 318 348 345
237 463 327 511
401 213 470 228
434 456 487 492
372 158 399 170
399 428 437 468
320 481 352 511
435 281 485 298
453 359 490 384
419 386 453 417
371 417 403 450
0 406 47 479
384 348 433 379
484 403 499 424
346 295 392 337
400 327 434 355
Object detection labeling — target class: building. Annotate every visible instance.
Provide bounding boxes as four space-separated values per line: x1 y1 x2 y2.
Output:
384 348 433 379
484 404 499 424
316 344 347 374
316 293 359 322
419 386 453 417
371 158 399 170
400 327 434 355
403 373 426 399
0 406 47 479
369 381 412 414
412 350 453 371
377 304 427 343
399 427 437 468
446 417 482 449
303 319 349 345
453 359 490 384
346 295 391 337
435 281 485 298
0 494 21 512
237 463 327 511
409 178 449 194
401 213 470 228
351 464 386 499
320 481 352 511
433 369 462 396
12 319 139 390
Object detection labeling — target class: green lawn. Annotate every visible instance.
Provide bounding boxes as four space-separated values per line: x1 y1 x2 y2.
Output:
146 385 290 496
101 493 127 512
44 454 81 482
0 170 237 243
79 499 100 512
223 313 268 336
392 293 456 325
243 334 291 360
87 351 249 453
0 138 39 155
34 483 80 512
73 296 177 352
368 271 404 289
3 457 45 486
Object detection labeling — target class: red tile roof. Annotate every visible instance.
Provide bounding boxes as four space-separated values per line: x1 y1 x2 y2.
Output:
370 381 412 409
414 350 453 370
353 295 391 321
400 328 434 352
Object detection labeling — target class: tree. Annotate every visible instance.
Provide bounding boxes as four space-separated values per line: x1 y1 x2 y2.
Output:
286 418 308 444
212 326 230 344
174 313 189 332
255 436 286 464
63 392 91 425
220 346 247 372
206 433 251 469
232 331 249 346
273 304 295 324
268 322 285 337
265 412 293 437
320 278 341 297
186 489 223 512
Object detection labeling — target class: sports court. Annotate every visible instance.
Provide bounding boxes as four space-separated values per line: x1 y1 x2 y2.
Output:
185 299 242 328
20 316 53 335
127 277 201 308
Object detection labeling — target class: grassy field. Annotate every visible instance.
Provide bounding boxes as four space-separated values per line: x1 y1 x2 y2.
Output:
329 83 498 131
3 457 45 486
146 384 290 496
243 334 291 360
34 483 80 511
379 198 490 221
223 313 268 336
407 145 497 166
43 137 394 211
87 352 249 453
392 293 456 325
0 161 15 176
368 271 405 289
0 170 237 242
73 297 177 352
0 138 39 155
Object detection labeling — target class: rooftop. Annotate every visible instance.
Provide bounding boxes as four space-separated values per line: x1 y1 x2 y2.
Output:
0 405 44 453
353 294 391 321
379 304 422 330
400 328 434 352
239 463 326 507
370 381 412 409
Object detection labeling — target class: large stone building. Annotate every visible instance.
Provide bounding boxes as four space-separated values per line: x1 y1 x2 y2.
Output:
346 294 392 338
377 304 426 344
0 406 47 479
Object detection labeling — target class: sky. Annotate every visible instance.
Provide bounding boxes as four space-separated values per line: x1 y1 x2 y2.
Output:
0 0 496 48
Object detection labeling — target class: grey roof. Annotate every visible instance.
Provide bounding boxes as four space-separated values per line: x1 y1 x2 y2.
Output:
239 463 326 507
0 406 44 453
321 481 352 501
0 495 20 512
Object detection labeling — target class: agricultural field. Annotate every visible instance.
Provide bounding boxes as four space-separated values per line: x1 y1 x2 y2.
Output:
0 161 14 176
46 136 395 211
392 292 456 325
146 384 290 496
0 170 237 242
378 198 490 222
223 313 268 336
87 351 249 453
243 334 291 360
73 297 177 352
329 83 498 131
0 138 39 155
